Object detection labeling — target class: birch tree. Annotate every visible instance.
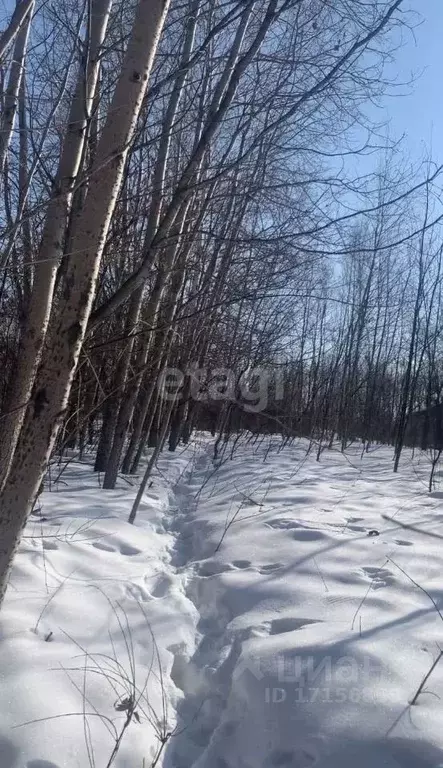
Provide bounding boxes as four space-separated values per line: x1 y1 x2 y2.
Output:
0 0 112 488
0 0 171 604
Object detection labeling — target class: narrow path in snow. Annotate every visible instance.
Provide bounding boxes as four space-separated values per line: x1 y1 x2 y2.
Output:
160 452 245 768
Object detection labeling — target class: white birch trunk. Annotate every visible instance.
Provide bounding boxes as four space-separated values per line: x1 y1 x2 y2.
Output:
0 0 34 173
0 0 33 63
0 0 171 605
0 0 113 489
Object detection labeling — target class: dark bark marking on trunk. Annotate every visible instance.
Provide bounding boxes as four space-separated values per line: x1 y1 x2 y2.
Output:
33 388 49 419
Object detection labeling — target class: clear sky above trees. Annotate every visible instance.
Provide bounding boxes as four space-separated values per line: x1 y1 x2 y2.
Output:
376 0 443 163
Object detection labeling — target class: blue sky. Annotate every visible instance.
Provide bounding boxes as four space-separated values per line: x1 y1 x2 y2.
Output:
379 0 443 164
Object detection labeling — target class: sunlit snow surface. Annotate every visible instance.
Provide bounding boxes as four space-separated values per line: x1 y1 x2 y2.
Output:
1 436 443 767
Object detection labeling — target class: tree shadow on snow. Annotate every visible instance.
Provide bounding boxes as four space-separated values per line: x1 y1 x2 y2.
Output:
0 736 18 768
314 737 443 768
0 739 61 768
27 760 61 768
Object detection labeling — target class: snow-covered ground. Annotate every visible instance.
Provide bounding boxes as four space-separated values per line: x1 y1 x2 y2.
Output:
2 436 443 767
